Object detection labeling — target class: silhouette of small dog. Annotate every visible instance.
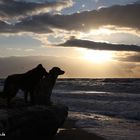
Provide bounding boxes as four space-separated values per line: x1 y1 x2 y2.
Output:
2 64 47 105
34 67 65 105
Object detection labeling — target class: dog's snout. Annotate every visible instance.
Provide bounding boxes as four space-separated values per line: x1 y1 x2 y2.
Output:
60 70 65 75
62 70 65 74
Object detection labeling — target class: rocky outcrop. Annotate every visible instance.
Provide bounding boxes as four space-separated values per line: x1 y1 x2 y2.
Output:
0 99 68 139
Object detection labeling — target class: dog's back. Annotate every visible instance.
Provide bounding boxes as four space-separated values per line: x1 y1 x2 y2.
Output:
3 64 47 104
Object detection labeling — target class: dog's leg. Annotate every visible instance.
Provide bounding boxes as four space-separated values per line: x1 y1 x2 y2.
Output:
24 90 28 103
6 86 18 107
7 97 11 107
46 91 52 105
30 90 35 105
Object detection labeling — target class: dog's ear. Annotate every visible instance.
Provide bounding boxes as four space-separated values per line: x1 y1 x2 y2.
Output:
37 64 43 68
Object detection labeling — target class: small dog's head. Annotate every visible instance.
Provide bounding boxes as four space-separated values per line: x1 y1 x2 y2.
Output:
49 67 65 76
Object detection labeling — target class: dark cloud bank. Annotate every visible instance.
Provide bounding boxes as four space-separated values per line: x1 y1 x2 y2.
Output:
0 0 72 19
0 55 95 78
0 3 140 33
0 55 94 78
0 55 139 78
58 38 140 52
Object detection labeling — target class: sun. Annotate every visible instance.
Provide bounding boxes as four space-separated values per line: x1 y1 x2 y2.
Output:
83 50 113 63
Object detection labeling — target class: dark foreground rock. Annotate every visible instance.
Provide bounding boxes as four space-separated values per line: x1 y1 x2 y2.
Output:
0 99 68 140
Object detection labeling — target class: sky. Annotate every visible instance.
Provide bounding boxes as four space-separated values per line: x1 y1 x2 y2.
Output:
0 0 140 78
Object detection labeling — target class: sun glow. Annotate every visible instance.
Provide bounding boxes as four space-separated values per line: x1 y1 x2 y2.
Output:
89 27 114 35
83 50 113 63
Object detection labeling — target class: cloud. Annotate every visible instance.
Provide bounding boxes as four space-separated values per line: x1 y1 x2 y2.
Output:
117 53 140 62
0 19 52 34
13 18 52 33
0 0 73 20
15 4 140 30
0 20 12 33
58 38 140 52
12 3 140 34
0 3 140 34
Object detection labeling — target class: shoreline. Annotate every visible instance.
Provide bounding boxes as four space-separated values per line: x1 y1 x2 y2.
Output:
54 118 106 140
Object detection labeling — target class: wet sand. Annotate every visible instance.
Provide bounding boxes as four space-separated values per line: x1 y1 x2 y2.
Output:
54 119 106 140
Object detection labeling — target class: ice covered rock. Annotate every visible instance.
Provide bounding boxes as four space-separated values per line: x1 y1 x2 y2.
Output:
0 99 68 139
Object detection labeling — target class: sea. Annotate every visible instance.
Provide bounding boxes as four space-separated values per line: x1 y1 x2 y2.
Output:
0 78 140 140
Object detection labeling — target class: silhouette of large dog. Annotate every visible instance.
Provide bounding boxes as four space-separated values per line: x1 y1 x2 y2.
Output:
34 67 65 105
3 64 47 105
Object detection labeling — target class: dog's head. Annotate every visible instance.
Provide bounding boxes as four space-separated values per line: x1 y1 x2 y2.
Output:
36 64 47 77
36 64 46 75
49 67 65 76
